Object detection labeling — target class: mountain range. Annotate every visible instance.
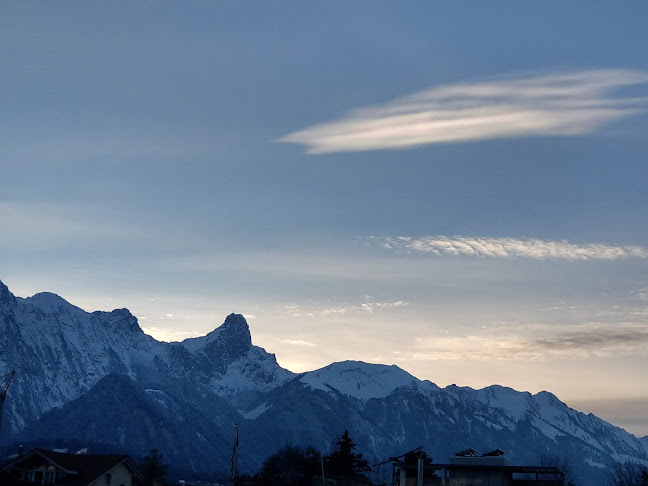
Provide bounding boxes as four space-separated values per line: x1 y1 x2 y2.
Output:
1 278 646 484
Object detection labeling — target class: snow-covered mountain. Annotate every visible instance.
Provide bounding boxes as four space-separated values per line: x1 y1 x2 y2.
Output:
1 278 646 484
0 279 292 433
299 361 437 401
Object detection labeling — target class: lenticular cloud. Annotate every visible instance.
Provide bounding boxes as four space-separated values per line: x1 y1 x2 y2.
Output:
280 69 648 154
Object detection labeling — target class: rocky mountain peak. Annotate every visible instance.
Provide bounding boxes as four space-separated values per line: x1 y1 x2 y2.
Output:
94 307 143 335
25 292 77 314
221 312 251 338
177 313 253 373
204 313 252 362
2 279 647 485
0 278 17 311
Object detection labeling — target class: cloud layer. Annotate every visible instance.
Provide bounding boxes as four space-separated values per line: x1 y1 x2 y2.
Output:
279 69 648 153
374 236 648 261
283 300 408 318
409 321 648 362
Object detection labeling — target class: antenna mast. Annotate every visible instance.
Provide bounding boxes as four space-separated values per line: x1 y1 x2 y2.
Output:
231 423 239 485
0 371 16 439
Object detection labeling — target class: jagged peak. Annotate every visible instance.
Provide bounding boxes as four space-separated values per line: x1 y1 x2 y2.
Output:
0 278 17 309
223 312 247 326
98 307 143 334
221 313 251 335
181 313 251 353
20 290 142 334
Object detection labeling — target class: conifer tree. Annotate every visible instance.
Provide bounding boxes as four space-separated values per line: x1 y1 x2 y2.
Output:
324 430 370 478
141 448 168 486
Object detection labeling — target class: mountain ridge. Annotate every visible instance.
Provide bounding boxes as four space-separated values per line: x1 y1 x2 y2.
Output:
1 278 646 484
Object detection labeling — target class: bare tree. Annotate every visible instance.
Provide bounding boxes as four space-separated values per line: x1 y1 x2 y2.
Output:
540 452 578 486
259 444 322 486
607 460 648 486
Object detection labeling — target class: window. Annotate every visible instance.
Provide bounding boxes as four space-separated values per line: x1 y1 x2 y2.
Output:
44 470 55 484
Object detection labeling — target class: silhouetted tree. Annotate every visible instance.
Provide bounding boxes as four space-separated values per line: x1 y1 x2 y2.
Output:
607 461 648 486
540 452 578 485
258 444 321 486
324 430 370 478
141 448 168 486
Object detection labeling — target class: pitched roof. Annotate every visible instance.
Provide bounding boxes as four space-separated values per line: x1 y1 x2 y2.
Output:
454 448 479 457
3 449 142 485
482 449 506 457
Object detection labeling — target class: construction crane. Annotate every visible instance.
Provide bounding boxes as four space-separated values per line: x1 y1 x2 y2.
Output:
0 370 16 439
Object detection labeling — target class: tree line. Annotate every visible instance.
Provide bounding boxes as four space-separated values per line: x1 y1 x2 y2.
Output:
239 429 370 486
141 429 370 486
141 432 648 486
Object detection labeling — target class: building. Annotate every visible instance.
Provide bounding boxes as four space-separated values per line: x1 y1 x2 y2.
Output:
388 448 564 486
1 448 143 486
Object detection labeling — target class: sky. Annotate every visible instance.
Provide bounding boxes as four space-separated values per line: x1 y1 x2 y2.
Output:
1 2 648 436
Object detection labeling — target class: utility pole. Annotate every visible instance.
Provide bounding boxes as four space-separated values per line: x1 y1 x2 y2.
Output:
0 371 16 440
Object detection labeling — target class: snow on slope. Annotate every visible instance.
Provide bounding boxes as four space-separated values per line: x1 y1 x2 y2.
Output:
214 345 294 396
299 360 438 401
179 313 294 396
7 292 165 424
3 278 648 486
640 436 648 456
472 385 532 423
451 384 647 459
0 281 292 432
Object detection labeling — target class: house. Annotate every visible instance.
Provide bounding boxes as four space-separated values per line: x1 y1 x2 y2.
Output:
1 448 143 486
387 448 564 486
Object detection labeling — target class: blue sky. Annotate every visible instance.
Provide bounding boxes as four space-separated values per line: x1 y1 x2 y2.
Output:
1 2 648 435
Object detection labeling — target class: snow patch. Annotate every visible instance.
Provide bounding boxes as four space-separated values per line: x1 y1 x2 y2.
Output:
585 458 607 469
244 402 271 419
299 361 422 401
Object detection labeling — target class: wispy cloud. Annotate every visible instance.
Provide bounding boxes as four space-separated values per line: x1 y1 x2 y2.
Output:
372 235 648 261
283 305 348 318
279 69 648 154
360 301 408 313
279 339 318 347
408 322 648 361
142 326 203 342
0 202 129 250
0 201 205 254
533 323 648 354
283 300 409 318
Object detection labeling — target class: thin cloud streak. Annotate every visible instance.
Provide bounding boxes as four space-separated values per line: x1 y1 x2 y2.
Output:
0 202 194 253
279 69 648 153
283 300 409 318
360 301 408 313
374 235 648 261
141 326 203 343
279 339 318 347
408 322 648 362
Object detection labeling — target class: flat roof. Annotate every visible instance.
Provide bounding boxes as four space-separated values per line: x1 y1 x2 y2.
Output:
426 464 564 476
